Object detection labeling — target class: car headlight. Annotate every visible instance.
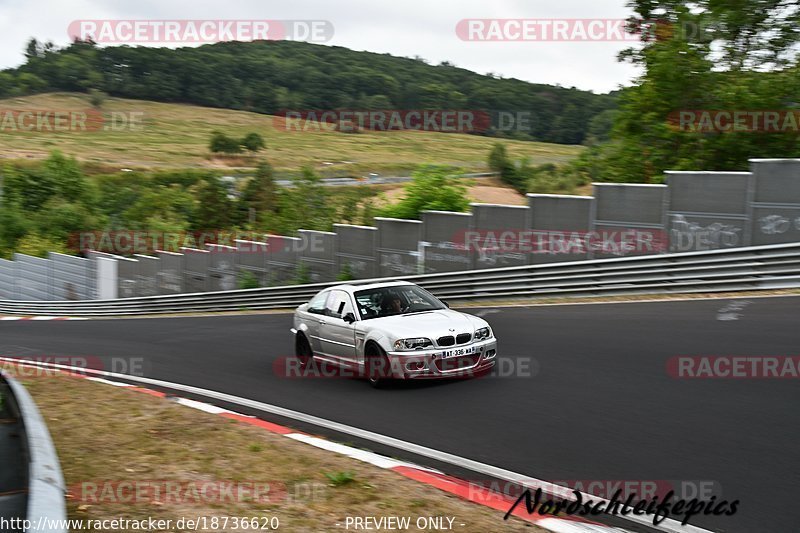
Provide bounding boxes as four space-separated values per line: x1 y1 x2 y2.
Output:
393 338 433 351
475 327 492 340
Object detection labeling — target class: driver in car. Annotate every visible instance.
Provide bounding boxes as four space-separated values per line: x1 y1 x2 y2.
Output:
381 291 404 316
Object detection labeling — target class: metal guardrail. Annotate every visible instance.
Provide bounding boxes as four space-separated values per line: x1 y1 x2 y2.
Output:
1 243 800 317
0 372 67 533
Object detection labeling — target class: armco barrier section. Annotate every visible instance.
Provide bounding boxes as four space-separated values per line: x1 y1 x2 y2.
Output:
0 372 68 533
1 242 799 316
0 158 799 301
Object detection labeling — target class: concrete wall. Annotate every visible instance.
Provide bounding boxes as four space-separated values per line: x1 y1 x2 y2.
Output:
334 224 378 279
592 184 668 259
469 204 529 269
421 210 473 273
375 218 422 277
527 194 593 263
266 235 301 285
666 172 753 252
0 259 14 300
750 160 800 246
298 230 336 282
3 157 800 301
49 252 93 300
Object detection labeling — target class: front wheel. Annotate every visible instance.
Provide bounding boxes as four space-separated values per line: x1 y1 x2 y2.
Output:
365 344 391 389
295 334 315 369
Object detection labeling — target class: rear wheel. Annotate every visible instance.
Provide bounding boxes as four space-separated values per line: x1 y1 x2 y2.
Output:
295 334 315 369
365 343 391 389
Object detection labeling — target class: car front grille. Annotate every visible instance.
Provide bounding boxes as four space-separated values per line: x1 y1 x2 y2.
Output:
435 354 482 372
437 333 472 347
437 335 455 347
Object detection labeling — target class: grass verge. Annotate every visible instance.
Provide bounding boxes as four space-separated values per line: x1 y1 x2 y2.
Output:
0 365 539 532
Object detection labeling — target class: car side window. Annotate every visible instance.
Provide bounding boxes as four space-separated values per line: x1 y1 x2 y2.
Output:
307 291 329 315
325 290 353 319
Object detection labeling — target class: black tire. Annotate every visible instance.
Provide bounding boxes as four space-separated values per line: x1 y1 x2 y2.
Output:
365 343 391 389
295 334 315 370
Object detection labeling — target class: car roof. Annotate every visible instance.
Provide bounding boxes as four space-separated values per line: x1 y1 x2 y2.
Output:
332 280 415 294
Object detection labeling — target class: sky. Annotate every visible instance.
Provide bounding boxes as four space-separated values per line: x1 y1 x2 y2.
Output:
0 0 643 94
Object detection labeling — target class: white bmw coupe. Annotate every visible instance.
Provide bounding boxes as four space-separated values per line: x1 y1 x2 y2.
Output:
291 280 497 387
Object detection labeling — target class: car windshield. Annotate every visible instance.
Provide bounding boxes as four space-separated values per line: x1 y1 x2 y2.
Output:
354 285 446 320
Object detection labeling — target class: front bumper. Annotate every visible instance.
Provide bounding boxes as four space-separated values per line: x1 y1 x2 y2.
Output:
386 338 497 379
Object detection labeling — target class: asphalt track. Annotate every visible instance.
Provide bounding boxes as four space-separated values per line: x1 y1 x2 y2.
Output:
1 296 798 533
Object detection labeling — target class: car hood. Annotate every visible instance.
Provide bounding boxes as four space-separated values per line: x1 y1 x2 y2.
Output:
361 309 487 342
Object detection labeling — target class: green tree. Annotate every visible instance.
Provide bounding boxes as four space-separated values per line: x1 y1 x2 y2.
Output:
380 165 470 220
239 161 277 227
589 0 800 181
193 176 233 230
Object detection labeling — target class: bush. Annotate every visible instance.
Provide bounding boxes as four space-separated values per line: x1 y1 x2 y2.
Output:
87 88 107 108
242 132 266 152
523 161 591 195
294 262 311 285
209 131 243 154
337 263 354 281
238 270 260 289
487 142 528 193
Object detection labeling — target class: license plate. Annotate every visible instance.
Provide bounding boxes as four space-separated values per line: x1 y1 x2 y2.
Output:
439 346 476 359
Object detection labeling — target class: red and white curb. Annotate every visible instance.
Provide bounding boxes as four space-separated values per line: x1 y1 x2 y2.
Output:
0 358 632 533
0 316 89 321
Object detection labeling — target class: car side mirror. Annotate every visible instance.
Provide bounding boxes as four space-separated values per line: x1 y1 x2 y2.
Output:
343 312 356 324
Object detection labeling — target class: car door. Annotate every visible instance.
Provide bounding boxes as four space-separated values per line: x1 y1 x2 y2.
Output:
318 290 358 363
303 290 329 353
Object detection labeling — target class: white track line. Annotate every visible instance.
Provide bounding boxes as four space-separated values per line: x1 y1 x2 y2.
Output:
0 356 716 533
